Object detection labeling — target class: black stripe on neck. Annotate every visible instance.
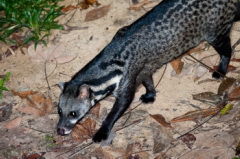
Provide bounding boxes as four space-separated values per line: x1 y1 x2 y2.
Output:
93 84 116 96
85 70 122 86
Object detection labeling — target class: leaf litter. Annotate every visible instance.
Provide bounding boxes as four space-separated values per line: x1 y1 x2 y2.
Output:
28 43 77 64
1 0 240 158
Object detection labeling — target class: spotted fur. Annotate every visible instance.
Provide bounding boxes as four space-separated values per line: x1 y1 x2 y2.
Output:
57 0 240 142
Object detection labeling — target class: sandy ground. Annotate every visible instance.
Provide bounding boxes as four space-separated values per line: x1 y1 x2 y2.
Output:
0 0 240 158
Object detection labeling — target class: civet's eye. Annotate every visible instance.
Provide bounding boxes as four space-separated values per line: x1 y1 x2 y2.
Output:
68 111 77 118
58 109 62 115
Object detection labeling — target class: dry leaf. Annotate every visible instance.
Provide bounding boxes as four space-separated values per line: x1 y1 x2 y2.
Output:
3 117 22 129
89 102 101 118
18 106 45 116
61 5 78 12
125 143 149 159
23 153 42 159
236 141 240 156
170 108 220 123
151 122 173 154
171 63 195 77
85 5 110 22
28 43 77 64
29 93 54 113
79 0 100 10
0 105 12 122
228 86 240 101
194 65 208 81
12 90 54 114
128 0 150 10
192 92 222 104
211 65 237 73
150 114 172 128
11 90 37 98
217 77 236 95
181 131 235 159
179 133 196 149
71 117 97 142
170 58 184 74
86 0 97 4
61 0 100 12
231 58 240 62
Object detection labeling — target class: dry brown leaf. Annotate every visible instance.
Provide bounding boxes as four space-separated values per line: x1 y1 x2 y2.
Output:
231 58 240 62
3 117 22 129
170 108 220 123
11 90 37 98
192 92 222 104
150 114 172 128
85 0 97 5
179 133 196 149
79 0 100 10
89 102 101 118
30 93 54 113
171 42 206 76
217 77 236 95
170 58 184 74
85 5 110 22
236 141 240 156
151 122 173 154
61 5 78 12
12 90 54 114
211 65 237 73
128 0 150 10
228 86 240 101
181 131 235 159
125 143 149 159
61 0 100 12
71 117 97 142
0 105 12 122
18 106 45 116
91 148 115 159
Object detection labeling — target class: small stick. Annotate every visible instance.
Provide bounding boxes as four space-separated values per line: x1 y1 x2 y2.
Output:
186 53 230 79
176 99 227 140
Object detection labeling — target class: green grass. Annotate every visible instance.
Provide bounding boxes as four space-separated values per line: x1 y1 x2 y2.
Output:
0 72 10 99
0 0 63 48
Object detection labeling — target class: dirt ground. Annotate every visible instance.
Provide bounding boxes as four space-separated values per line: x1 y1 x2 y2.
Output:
1 0 240 158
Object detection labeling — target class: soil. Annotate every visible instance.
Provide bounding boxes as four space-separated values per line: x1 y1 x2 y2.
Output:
0 0 240 158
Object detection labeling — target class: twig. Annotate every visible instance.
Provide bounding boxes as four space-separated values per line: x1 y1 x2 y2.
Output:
27 126 55 134
232 37 240 52
59 72 72 77
116 119 143 132
46 60 58 78
65 0 81 25
186 53 230 79
121 112 132 126
55 141 93 158
1 42 16 56
176 99 227 140
116 149 152 159
61 119 143 158
44 61 51 90
155 64 167 89
68 142 93 158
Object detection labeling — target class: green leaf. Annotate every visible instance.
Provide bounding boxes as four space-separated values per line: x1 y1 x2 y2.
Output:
220 104 233 115
0 86 9 91
0 0 63 47
5 72 11 82
0 79 3 86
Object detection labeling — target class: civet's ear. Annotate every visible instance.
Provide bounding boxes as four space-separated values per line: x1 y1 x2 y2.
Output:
78 84 90 99
58 81 65 90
